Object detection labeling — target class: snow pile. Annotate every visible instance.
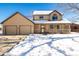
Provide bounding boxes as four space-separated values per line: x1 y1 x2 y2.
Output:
52 39 79 56
5 33 79 56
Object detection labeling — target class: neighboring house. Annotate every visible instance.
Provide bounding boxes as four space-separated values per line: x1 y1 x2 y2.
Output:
1 10 71 35
33 10 71 34
0 24 3 34
71 22 79 32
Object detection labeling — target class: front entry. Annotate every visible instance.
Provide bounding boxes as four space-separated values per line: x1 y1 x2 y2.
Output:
56 25 63 34
40 25 45 34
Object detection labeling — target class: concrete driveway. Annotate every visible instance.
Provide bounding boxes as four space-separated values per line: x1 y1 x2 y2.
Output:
0 35 27 56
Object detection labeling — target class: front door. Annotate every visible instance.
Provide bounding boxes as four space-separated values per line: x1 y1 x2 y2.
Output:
41 25 45 33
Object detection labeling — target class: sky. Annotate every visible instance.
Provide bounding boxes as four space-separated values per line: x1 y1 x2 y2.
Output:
0 3 76 23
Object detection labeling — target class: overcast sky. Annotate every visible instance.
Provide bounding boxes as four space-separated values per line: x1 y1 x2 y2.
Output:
0 3 76 22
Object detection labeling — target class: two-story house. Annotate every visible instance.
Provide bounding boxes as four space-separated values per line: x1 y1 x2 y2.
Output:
1 10 71 35
33 10 71 34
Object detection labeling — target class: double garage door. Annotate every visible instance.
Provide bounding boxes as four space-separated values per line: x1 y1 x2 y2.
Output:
4 25 32 35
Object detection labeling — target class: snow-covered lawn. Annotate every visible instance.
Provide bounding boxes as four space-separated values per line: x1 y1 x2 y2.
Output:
4 33 79 56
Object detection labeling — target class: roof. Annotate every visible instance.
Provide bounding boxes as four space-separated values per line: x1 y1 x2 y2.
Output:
1 12 34 24
33 19 71 24
72 22 79 25
33 10 62 15
33 11 53 15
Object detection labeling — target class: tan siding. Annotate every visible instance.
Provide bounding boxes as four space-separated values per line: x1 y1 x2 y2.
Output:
45 24 49 32
34 24 50 33
50 24 57 33
48 24 70 34
33 15 49 20
3 13 34 35
3 13 33 25
60 24 70 34
50 12 62 21
34 24 41 33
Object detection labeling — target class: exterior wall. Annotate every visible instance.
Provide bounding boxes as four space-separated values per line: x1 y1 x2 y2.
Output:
33 11 62 21
3 13 34 35
34 24 41 33
44 24 49 32
33 15 49 20
2 11 71 34
34 24 49 33
34 23 71 34
3 13 33 25
49 11 62 21
49 24 57 33
0 24 3 34
71 24 79 32
60 24 71 34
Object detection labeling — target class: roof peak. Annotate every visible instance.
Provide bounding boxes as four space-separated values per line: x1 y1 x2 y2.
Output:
1 11 34 24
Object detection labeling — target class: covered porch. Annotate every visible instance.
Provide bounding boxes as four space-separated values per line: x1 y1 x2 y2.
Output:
34 21 71 34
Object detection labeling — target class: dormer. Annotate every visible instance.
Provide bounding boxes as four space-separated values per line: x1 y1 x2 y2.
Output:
33 10 62 21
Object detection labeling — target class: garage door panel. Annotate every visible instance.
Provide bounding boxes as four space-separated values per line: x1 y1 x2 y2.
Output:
5 26 17 35
20 25 31 35
4 25 32 35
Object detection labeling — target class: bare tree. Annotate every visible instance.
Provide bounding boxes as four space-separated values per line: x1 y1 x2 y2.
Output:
58 3 79 22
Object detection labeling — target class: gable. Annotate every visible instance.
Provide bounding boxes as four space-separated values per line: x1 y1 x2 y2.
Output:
1 12 34 25
49 10 62 21
49 10 62 16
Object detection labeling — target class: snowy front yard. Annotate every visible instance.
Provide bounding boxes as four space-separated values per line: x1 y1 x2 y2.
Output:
4 33 79 56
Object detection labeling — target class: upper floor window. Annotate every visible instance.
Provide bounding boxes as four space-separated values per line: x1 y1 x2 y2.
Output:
52 14 58 21
39 16 44 19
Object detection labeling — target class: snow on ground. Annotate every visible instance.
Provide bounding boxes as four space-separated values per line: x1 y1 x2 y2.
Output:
4 33 79 56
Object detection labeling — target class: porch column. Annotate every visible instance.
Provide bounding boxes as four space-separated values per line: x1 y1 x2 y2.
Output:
69 24 71 33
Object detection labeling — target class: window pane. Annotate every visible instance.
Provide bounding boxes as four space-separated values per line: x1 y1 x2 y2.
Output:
50 25 53 29
52 15 58 21
39 16 44 19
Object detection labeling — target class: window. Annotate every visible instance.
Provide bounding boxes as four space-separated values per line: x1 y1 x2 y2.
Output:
50 25 53 29
52 14 58 21
39 16 44 19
